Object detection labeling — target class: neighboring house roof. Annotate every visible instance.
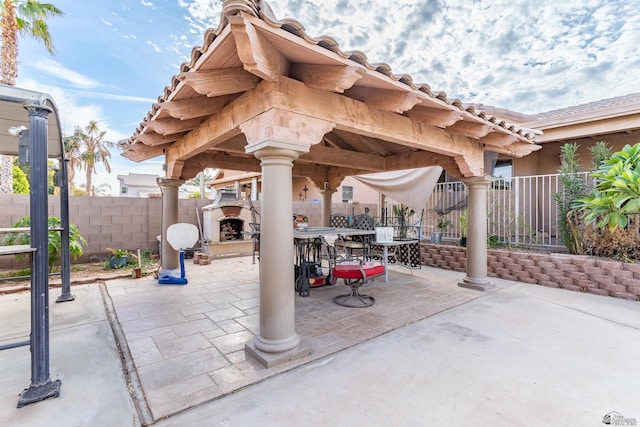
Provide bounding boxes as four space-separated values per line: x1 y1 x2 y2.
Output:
472 93 640 144
121 0 541 183
116 173 160 188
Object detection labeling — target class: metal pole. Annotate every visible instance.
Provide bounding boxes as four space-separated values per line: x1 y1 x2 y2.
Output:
18 103 61 408
56 157 74 302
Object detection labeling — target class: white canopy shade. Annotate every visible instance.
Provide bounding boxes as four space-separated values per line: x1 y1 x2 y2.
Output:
0 84 63 158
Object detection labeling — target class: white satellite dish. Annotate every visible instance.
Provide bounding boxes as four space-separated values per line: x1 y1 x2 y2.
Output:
166 223 199 251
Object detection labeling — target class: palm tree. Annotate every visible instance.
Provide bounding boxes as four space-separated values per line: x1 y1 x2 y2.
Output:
63 128 84 192
0 0 63 193
77 120 114 196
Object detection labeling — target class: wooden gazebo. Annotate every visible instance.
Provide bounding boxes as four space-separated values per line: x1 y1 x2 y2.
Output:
122 0 541 366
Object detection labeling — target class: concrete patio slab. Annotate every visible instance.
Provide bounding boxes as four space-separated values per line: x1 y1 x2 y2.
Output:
156 279 640 426
0 256 638 426
0 285 139 427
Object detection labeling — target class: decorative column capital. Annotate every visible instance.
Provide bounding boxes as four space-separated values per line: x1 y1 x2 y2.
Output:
460 175 493 188
156 177 184 190
242 109 333 155
24 103 53 118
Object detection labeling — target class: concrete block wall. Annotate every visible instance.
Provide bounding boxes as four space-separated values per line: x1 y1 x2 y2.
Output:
420 243 640 302
0 195 210 269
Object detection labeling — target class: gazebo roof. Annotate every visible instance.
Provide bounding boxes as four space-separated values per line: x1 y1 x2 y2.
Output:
0 84 63 158
122 0 541 183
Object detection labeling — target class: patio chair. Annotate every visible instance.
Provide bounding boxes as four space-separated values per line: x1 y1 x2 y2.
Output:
331 258 384 308
341 213 375 258
329 213 349 228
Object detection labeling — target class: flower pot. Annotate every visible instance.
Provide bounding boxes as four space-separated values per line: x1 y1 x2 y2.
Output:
109 256 128 269
430 231 443 244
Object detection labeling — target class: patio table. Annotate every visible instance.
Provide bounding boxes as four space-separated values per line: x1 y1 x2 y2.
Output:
371 239 420 282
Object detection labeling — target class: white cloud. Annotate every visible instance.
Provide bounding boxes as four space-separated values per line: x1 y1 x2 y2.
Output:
30 58 102 90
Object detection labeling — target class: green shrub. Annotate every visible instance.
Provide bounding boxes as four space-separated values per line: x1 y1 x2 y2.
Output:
576 143 640 231
12 165 29 194
1 217 86 271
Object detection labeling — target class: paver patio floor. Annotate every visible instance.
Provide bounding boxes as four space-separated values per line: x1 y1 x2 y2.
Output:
105 256 488 421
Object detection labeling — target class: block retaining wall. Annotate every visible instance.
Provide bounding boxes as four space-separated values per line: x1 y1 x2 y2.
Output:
420 243 640 302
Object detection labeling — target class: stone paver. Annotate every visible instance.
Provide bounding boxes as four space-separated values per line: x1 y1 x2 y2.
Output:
105 257 488 421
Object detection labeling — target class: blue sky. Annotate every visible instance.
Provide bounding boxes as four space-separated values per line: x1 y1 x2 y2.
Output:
14 0 640 194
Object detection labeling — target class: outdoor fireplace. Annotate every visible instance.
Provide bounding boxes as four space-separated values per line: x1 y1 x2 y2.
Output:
202 191 254 257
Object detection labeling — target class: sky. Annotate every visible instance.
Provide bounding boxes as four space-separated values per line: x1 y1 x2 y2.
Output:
14 0 640 195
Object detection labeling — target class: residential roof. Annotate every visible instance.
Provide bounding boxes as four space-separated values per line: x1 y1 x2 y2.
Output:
116 173 160 187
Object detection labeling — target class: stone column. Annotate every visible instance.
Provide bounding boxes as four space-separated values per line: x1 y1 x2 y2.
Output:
251 177 258 200
157 178 184 271
459 176 495 291
241 109 332 367
244 145 309 367
319 188 336 227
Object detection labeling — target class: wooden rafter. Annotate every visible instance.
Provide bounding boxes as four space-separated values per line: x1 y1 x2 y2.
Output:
290 64 365 93
157 94 237 120
406 106 464 127
177 68 261 97
145 117 204 136
300 144 383 171
229 15 289 81
344 86 421 114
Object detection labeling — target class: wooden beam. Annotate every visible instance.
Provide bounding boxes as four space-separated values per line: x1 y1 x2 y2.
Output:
181 152 262 179
177 68 261 97
344 86 421 114
407 106 464 127
145 117 204 136
300 144 383 171
157 95 237 120
229 15 288 81
120 144 167 162
481 133 519 147
447 121 492 138
135 132 180 147
166 159 185 179
290 64 365 93
271 77 481 160
384 150 461 175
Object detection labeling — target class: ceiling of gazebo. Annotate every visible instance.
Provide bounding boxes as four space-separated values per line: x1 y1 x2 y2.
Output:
121 0 541 186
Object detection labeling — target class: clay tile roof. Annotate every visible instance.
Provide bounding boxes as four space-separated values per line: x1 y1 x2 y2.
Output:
536 92 640 120
125 0 539 152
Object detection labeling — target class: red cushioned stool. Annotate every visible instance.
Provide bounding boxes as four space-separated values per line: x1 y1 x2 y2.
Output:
331 260 385 307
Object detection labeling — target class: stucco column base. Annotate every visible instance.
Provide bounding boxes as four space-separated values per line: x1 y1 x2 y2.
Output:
245 339 310 369
458 277 495 291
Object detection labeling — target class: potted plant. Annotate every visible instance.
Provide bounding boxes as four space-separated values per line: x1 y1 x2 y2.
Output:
430 215 451 244
107 247 131 269
459 209 468 247
393 204 415 239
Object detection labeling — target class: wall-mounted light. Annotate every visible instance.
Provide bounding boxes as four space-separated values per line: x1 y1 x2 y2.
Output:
8 126 29 165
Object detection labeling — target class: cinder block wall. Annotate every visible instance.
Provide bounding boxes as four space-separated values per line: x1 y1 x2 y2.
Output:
420 243 640 302
0 195 211 268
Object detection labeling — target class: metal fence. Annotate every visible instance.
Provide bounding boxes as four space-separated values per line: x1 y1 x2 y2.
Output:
385 172 593 248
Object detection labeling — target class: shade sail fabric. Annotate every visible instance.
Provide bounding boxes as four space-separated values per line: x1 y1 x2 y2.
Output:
354 167 443 213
